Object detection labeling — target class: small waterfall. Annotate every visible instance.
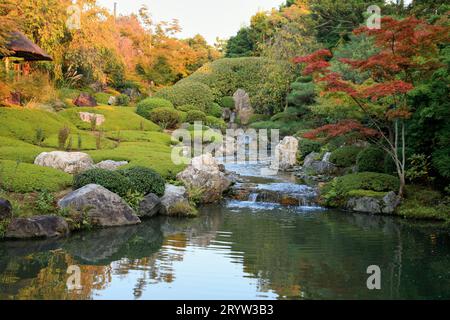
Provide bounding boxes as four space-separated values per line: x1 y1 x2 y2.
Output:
248 193 259 202
230 112 236 123
322 152 332 163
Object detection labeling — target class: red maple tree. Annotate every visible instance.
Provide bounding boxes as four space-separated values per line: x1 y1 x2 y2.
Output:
295 16 449 197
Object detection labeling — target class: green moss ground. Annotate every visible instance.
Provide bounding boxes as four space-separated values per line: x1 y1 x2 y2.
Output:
58 106 160 132
0 160 72 193
0 105 184 198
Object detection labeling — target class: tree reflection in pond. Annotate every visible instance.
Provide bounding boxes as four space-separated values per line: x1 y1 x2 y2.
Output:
0 207 449 300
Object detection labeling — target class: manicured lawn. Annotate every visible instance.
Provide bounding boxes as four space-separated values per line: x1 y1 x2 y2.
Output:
0 136 51 163
0 160 72 193
58 106 160 132
0 107 76 143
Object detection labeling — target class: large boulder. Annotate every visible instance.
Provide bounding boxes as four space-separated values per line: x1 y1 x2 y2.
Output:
233 89 253 125
0 198 12 221
346 191 399 214
108 96 117 106
159 184 191 215
138 193 162 219
95 160 128 171
73 93 97 107
34 151 94 174
302 152 338 176
5 215 69 239
177 154 232 203
79 112 105 126
270 136 299 171
58 184 141 227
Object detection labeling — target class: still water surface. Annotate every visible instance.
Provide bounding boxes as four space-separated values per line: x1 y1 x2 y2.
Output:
1 204 449 300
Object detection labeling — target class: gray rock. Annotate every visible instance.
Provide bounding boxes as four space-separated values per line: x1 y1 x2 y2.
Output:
0 198 12 221
302 152 338 176
5 215 69 239
346 191 399 214
58 184 140 227
108 96 117 105
382 191 400 214
270 136 299 171
73 93 97 107
160 184 190 215
177 154 232 203
34 151 94 174
95 160 128 171
138 193 162 218
233 89 253 125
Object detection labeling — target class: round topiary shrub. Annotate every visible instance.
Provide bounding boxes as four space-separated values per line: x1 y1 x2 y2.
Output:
155 81 214 112
186 110 207 123
219 96 235 109
116 94 130 106
357 147 385 173
329 146 363 168
118 166 165 197
209 103 223 118
136 98 174 119
205 115 226 130
298 138 322 159
149 107 181 129
73 168 133 197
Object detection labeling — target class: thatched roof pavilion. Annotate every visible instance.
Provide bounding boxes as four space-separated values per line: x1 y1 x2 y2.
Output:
0 31 52 61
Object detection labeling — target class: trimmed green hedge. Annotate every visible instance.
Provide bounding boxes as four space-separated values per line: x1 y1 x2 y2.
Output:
74 166 166 197
209 103 223 118
330 146 363 168
186 110 207 123
155 81 214 112
136 98 174 119
320 172 400 207
357 147 385 173
219 96 235 109
298 138 322 159
118 166 165 196
73 168 133 197
149 107 181 129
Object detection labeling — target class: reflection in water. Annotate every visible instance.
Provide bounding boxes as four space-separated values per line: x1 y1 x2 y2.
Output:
1 206 450 300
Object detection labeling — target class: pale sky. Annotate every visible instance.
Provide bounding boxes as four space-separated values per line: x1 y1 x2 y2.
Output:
97 0 284 44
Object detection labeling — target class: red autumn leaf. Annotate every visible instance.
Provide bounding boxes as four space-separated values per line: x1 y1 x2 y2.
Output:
303 120 378 140
360 80 414 101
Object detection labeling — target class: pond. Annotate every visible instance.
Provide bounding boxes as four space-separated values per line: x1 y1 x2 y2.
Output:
1 203 450 300
1 159 449 300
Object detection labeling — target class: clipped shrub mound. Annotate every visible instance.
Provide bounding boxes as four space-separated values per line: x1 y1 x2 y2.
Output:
155 81 214 112
118 166 165 197
320 172 400 207
205 116 226 130
73 168 133 197
219 96 235 109
357 147 385 173
329 146 363 168
298 138 322 159
116 94 130 106
149 107 181 129
136 97 174 119
186 110 207 123
209 103 223 118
